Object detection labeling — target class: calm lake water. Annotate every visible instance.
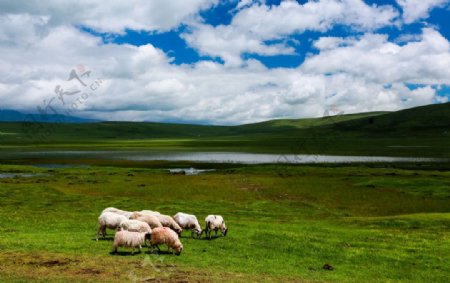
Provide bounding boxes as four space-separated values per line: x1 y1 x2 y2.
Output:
0 173 48 178
1 151 446 164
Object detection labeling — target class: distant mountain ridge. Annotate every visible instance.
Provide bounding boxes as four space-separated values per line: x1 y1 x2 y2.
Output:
1 102 449 131
0 109 98 123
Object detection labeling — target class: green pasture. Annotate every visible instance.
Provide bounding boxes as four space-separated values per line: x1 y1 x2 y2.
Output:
0 163 449 282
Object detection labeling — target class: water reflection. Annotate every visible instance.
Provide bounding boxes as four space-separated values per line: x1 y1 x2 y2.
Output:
1 151 446 164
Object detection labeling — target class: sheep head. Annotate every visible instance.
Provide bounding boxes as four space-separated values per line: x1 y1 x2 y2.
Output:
194 228 202 237
174 228 182 236
174 243 183 256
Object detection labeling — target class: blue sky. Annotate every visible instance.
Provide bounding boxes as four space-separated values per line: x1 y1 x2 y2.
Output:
105 0 450 69
0 0 449 124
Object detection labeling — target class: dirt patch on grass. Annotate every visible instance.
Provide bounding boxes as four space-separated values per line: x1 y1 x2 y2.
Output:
75 268 102 275
14 255 80 268
34 259 73 267
0 250 310 282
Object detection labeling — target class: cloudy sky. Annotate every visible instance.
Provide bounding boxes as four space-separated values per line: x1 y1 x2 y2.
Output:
0 0 449 124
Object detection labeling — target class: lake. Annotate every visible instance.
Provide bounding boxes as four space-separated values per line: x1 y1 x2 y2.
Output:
0 150 446 164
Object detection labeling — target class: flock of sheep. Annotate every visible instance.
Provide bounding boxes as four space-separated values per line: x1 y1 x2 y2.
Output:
96 207 228 255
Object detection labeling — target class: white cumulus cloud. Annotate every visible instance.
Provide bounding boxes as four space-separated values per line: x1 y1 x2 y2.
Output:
305 28 450 85
397 0 450 23
0 2 448 125
0 0 218 33
183 0 399 66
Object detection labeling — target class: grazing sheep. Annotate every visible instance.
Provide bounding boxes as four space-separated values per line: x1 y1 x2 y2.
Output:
156 214 183 235
143 211 182 235
204 215 228 239
119 219 152 234
130 211 163 229
173 212 202 237
112 230 151 254
150 227 183 255
101 207 133 218
141 210 160 215
129 212 163 229
96 212 128 240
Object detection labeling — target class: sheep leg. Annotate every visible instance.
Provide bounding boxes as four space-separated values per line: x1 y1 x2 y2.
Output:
150 244 160 253
204 226 209 239
205 222 209 239
96 225 105 241
96 227 100 241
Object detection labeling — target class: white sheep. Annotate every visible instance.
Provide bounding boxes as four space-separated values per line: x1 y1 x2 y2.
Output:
112 230 151 254
119 219 152 234
173 212 202 237
141 210 160 215
204 215 228 239
101 207 133 218
96 211 128 240
150 227 183 256
142 211 183 235
156 214 183 235
129 212 163 229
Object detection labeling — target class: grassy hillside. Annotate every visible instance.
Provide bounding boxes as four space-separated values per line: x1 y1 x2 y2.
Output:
0 111 387 141
0 103 449 157
329 103 450 135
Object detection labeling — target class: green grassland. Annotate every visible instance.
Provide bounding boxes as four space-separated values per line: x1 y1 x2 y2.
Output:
0 103 449 282
0 103 449 157
0 163 449 282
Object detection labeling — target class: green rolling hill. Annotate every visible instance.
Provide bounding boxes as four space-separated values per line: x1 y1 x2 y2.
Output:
0 103 449 157
329 102 450 134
